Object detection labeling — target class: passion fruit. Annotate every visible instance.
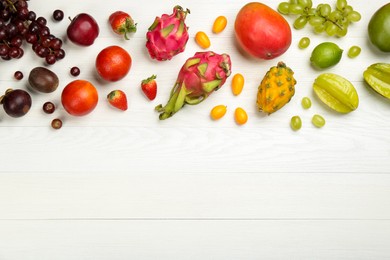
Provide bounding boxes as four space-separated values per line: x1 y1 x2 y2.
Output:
368 3 390 52
28 67 59 93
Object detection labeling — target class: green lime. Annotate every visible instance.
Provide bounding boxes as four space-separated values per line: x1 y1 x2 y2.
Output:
310 42 343 69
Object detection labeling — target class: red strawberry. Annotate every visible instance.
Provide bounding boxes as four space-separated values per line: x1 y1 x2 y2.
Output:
109 11 137 40
107 90 128 111
141 75 157 100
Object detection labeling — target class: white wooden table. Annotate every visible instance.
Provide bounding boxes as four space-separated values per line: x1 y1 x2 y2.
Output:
1 0 390 259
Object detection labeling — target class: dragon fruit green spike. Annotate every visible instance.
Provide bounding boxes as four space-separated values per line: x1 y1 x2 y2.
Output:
155 51 232 120
146 5 190 61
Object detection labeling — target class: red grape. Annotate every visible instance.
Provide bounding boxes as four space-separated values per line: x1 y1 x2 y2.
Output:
14 71 23 80
70 66 80 76
53 10 64 21
51 118 62 129
43 101 55 114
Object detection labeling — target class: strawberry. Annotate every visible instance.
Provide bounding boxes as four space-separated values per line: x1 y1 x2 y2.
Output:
109 11 137 40
141 75 157 100
107 90 128 111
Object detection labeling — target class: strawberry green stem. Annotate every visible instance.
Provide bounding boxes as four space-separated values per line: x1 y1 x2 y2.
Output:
142 74 157 84
122 18 137 40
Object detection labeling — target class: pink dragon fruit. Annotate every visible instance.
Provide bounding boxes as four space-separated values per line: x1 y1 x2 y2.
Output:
155 51 232 120
146 6 190 61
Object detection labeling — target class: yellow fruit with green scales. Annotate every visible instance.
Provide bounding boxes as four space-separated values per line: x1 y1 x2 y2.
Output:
256 61 297 114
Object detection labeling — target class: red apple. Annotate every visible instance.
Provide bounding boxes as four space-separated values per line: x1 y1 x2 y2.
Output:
67 13 99 46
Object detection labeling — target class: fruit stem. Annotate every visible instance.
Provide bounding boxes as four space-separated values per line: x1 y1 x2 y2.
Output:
306 13 344 30
5 0 17 13
155 82 187 120
0 89 13 104
174 5 190 19
123 18 137 40
142 74 157 84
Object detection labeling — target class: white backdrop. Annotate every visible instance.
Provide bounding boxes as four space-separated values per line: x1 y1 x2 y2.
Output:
1 0 390 259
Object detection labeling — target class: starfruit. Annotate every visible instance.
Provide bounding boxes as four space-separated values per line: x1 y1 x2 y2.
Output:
363 63 390 99
313 73 359 113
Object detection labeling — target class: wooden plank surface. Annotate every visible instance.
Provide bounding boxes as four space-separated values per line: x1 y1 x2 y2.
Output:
1 172 390 219
1 220 390 260
1 0 390 259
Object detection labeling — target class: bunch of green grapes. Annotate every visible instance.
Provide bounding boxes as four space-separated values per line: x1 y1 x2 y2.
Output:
278 0 361 37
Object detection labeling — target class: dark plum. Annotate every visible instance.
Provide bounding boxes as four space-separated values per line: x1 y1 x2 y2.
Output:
1 89 32 117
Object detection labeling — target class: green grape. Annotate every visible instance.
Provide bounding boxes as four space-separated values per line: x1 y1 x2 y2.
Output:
298 0 312 8
348 46 361 58
343 5 353 15
320 4 331 17
348 11 361 22
340 18 350 29
314 24 325 33
289 0 298 4
290 116 302 131
336 0 347 10
294 16 308 29
329 10 343 22
301 97 312 109
298 37 310 49
312 114 325 128
325 23 338 36
289 4 304 14
307 8 316 16
309 16 325 26
278 2 291 14
336 27 348 37
316 4 323 12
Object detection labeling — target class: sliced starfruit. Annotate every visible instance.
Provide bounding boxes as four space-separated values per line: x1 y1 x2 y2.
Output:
313 73 359 113
363 63 390 99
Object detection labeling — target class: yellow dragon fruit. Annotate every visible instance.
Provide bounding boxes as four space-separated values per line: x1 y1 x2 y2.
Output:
146 6 190 61
156 51 232 120
256 62 297 114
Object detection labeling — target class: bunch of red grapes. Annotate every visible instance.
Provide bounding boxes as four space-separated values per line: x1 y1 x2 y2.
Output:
0 0 64 64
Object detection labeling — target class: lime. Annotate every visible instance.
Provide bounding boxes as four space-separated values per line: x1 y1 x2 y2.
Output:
310 42 343 69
